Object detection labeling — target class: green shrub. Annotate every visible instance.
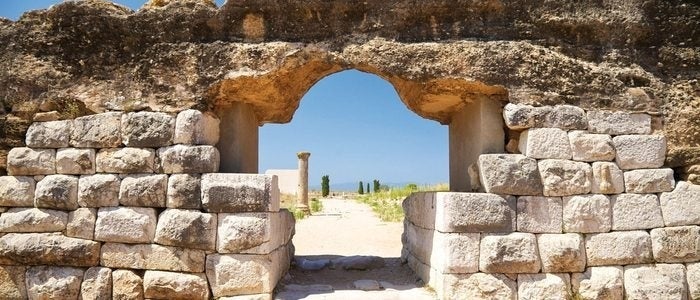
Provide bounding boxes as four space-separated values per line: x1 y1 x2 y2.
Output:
310 198 323 213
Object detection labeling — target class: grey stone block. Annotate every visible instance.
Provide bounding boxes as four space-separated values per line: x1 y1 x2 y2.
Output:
478 154 543 195
157 145 219 173
121 111 175 147
201 173 280 213
587 110 651 135
613 135 666 170
25 120 72 148
539 159 592 196
71 112 122 148
7 148 55 175
34 174 79 210
479 232 540 273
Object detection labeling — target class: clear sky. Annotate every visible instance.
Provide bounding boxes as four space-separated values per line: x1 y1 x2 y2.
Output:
1 1 449 187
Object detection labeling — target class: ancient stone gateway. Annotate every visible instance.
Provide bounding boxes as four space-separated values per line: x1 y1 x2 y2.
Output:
0 0 699 299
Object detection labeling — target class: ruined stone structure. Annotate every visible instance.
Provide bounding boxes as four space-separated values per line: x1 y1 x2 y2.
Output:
0 0 698 299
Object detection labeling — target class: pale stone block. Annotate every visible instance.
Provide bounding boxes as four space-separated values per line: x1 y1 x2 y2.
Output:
0 265 26 299
539 159 592 196
687 263 700 300
0 176 35 207
660 182 700 226
201 173 280 213
7 148 55 175
26 266 83 300
95 147 155 173
624 168 675 193
590 162 624 194
119 174 167 207
217 212 292 254
166 174 201 209
477 154 543 195
101 242 205 272
569 131 615 162
503 103 538 129
571 266 624 300
155 209 216 251
538 233 586 273
95 207 157 243
440 273 517 300
78 174 120 207
563 194 611 233
143 270 210 300
543 105 587 130
479 232 540 273
587 110 651 135
206 253 280 297
651 226 700 263
34 174 79 210
157 145 219 173
66 207 96 240
518 273 571 300
80 267 112 300
519 128 572 159
25 120 72 148
0 207 67 233
71 112 122 147
516 196 562 233
624 264 688 300
435 192 515 233
613 135 666 170
585 231 653 266
55 148 95 175
121 111 175 147
0 233 100 267
610 194 664 230
403 222 479 274
174 109 220 145
112 269 143 300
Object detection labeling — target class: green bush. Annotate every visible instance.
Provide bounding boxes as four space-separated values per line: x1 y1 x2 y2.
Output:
321 175 330 197
357 183 448 222
310 198 323 213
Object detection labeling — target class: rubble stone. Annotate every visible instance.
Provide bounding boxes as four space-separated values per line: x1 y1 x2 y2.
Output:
34 175 79 210
563 194 612 233
539 159 592 196
477 154 543 195
25 120 72 148
7 148 55 175
55 148 95 175
613 135 666 170
610 194 664 230
70 112 122 148
121 112 175 147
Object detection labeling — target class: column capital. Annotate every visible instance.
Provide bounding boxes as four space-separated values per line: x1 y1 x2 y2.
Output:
297 151 311 160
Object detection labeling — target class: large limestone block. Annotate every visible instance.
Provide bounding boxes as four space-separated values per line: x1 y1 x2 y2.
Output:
624 264 688 300
55 148 95 175
479 233 540 273
612 135 666 170
610 194 664 230
119 174 167 207
538 233 586 273
143 270 210 300
66 207 96 240
100 243 205 272
477 154 543 195
517 273 571 300
516 196 562 233
174 109 220 145
26 266 83 300
80 267 112 300
121 112 175 147
585 231 653 266
543 105 588 130
590 162 624 194
112 269 143 300
71 112 122 147
569 131 616 162
217 212 292 254
78 174 120 207
651 226 700 263
434 192 515 233
201 173 280 213
0 265 26 299
503 103 540 129
624 168 675 193
25 120 72 148
0 207 68 232
440 273 517 300
206 253 280 297
95 147 155 173
34 174 79 210
660 182 700 226
403 222 479 273
563 194 611 233
587 110 651 135
155 209 216 251
571 266 624 300
167 174 201 209
157 145 220 173
0 233 100 266
95 207 157 243
518 128 572 159
7 148 55 175
688 263 700 300
0 176 35 206
539 159 592 196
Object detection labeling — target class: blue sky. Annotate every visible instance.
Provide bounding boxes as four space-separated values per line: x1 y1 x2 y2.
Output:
1 1 449 187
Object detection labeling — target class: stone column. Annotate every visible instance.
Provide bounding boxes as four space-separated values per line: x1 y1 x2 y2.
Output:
296 151 311 213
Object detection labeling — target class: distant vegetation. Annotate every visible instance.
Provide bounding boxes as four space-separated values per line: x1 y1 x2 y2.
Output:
321 175 330 197
357 183 449 222
280 194 324 220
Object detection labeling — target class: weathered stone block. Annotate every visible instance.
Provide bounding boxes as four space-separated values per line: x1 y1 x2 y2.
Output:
34 174 79 210
155 209 216 251
543 105 587 130
624 168 675 193
26 266 83 300
167 174 201 209
610 194 664 230
503 103 538 129
518 128 572 159
143 270 210 300
55 148 95 175
587 110 651 135
7 148 55 175
78 174 120 207
121 111 175 147
95 207 157 243
538 233 586 273
585 231 653 266
518 273 571 300
440 273 517 300
0 208 67 233
432 231 480 274
71 112 122 148
688 263 700 300
95 147 155 173
80 267 112 300
174 109 220 145
201 173 280 213
119 174 167 207
569 131 615 162
217 212 293 255
590 162 624 194
66 207 96 240
435 193 516 233
563 194 611 233
479 233 540 273
660 182 700 226
516 196 562 233
571 266 624 300
0 233 100 267
0 265 26 299
157 145 220 173
112 269 143 300
477 154 543 195
0 176 35 207
206 253 280 297
624 264 688 300
651 226 700 263
100 243 205 272
539 159 592 196
25 120 72 148
613 135 666 170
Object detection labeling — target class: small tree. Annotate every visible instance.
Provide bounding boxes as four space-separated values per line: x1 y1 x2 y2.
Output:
367 183 370 194
373 180 380 193
321 175 330 197
358 181 364 194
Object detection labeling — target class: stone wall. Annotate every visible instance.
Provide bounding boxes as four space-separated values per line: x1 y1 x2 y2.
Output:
403 105 699 299
0 109 295 299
